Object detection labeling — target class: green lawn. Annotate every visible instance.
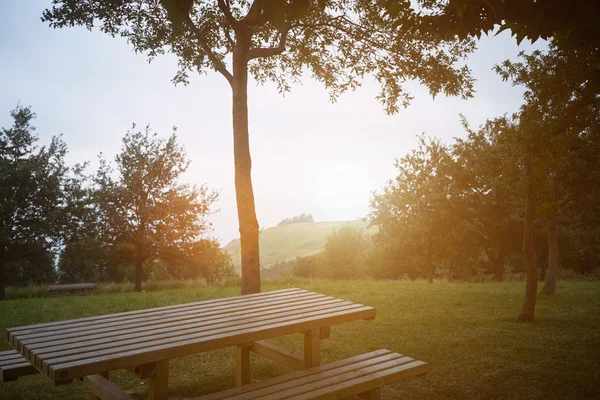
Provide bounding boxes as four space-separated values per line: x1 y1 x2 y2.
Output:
1 280 599 400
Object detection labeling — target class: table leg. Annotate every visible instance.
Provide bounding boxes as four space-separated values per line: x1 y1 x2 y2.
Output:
304 328 321 368
236 344 251 387
148 360 168 400
94 372 109 400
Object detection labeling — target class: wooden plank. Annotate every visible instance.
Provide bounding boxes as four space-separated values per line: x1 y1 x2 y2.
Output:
12 290 317 346
6 288 305 340
13 291 321 350
236 345 251 387
242 357 420 400
48 305 375 383
28 298 344 366
39 303 363 375
251 341 304 371
19 293 329 356
285 360 428 400
82 374 134 400
303 329 320 368
0 362 39 382
24 295 340 357
34 301 354 371
205 353 407 400
194 350 393 400
48 283 96 291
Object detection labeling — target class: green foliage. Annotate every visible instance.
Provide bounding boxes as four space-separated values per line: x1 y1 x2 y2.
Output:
41 0 475 114
320 226 368 279
89 125 221 289
413 0 600 49
0 105 70 299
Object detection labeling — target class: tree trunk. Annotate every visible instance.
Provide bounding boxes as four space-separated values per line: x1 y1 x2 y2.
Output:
135 257 143 292
0 261 5 301
518 157 537 322
232 37 260 295
542 212 559 295
427 253 434 284
495 251 505 282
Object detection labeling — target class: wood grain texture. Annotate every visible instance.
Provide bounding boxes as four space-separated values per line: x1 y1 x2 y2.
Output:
5 289 375 384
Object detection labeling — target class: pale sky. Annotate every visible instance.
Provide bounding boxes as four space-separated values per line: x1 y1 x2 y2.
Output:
0 1 545 244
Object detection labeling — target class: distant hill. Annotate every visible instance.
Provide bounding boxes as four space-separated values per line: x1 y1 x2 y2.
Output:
224 220 377 272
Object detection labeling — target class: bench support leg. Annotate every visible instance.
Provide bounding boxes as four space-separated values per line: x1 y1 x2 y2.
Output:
236 344 251 387
95 372 109 400
148 360 168 400
304 328 321 368
359 388 381 400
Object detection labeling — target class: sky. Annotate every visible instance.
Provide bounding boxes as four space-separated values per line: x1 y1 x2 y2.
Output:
0 1 546 245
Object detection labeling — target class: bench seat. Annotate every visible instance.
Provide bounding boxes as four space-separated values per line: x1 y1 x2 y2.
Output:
48 283 96 297
193 349 428 400
0 350 38 382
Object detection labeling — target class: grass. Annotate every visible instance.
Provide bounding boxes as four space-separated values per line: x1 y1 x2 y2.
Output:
1 280 599 399
224 220 377 271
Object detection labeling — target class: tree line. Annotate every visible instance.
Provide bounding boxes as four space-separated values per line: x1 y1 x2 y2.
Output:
284 37 600 322
277 213 314 226
0 107 233 300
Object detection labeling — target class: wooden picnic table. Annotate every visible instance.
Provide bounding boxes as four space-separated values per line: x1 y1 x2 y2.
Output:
4 288 376 400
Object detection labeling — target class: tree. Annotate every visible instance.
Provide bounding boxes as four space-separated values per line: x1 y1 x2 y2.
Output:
451 117 522 281
497 43 600 303
320 226 368 279
94 125 218 292
370 136 457 283
413 0 600 50
42 0 475 294
0 106 70 300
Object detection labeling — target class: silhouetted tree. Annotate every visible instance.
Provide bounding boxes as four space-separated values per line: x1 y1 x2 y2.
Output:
0 105 69 300
94 125 218 292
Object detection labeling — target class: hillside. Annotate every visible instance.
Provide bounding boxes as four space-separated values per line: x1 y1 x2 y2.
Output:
224 220 377 271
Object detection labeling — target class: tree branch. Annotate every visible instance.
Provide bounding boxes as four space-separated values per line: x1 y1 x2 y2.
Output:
248 24 290 60
217 0 239 30
183 15 233 87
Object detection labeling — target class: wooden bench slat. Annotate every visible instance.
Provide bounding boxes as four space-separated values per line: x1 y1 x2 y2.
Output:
0 351 38 382
48 283 96 291
48 306 375 383
7 288 304 336
223 354 409 400
8 289 310 341
27 298 344 363
285 360 428 400
191 350 427 400
0 362 39 382
33 300 352 370
196 350 393 400
40 303 365 374
249 356 417 400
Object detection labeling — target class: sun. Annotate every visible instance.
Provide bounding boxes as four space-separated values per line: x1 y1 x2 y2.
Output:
316 163 371 221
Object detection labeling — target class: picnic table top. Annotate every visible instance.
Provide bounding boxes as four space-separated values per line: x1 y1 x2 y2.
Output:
5 288 375 384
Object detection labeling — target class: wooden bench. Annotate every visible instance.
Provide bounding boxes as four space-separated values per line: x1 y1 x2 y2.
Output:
192 349 428 400
0 350 37 382
47 283 96 297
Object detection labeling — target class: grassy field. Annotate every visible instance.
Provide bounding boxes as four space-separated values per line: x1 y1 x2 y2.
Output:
224 220 376 271
1 280 599 400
